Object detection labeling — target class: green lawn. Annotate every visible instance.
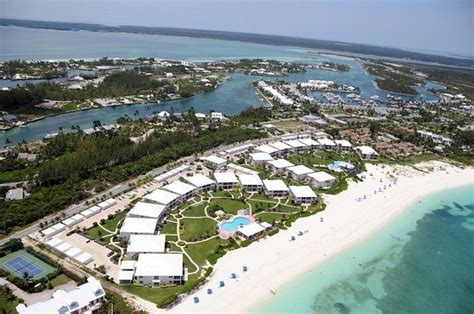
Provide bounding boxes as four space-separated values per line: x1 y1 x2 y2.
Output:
0 286 21 313
180 218 217 242
50 274 72 287
183 204 207 217
248 199 278 212
160 221 178 235
86 211 126 240
209 198 246 215
185 238 221 267
255 212 286 224
211 190 233 198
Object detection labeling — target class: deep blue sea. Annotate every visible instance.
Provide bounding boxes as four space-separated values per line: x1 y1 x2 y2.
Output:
0 26 442 146
252 185 474 314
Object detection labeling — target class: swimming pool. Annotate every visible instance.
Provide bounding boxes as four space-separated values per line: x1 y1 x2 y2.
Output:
220 217 251 232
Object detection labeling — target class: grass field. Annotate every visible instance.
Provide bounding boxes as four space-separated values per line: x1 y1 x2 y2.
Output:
183 204 207 217
180 218 217 242
0 286 21 313
0 249 56 280
209 198 246 215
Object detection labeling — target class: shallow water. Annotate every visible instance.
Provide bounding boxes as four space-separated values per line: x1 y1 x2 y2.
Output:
252 185 474 314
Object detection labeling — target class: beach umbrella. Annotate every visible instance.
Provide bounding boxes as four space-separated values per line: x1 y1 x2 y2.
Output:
219 281 225 287
298 231 303 236
243 266 248 272
207 288 213 295
291 236 296 241
193 297 200 303
231 273 237 279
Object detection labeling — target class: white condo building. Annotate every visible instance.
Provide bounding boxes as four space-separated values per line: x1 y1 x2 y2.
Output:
214 172 239 190
183 174 216 192
307 171 337 188
289 185 318 204
238 174 264 192
262 179 289 198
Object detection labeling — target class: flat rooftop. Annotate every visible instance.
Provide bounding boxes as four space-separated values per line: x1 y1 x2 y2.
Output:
214 172 238 183
307 171 336 182
287 165 314 176
238 174 263 186
263 179 289 192
135 253 184 277
267 159 294 169
127 234 166 254
128 202 166 219
144 189 180 205
162 181 196 196
183 174 216 188
120 217 157 235
289 185 317 198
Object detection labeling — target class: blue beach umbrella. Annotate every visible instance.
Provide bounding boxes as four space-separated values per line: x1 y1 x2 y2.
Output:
219 281 225 287
231 273 237 279
207 288 213 295
193 297 200 303
243 266 248 272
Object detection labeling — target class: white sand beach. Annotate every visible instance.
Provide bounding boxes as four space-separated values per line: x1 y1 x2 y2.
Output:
170 161 473 313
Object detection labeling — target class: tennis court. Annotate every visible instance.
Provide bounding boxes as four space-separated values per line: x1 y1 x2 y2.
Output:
0 250 56 280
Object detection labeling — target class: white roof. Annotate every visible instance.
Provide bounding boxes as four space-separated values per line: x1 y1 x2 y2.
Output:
120 217 157 235
183 174 216 188
202 155 227 165
289 186 317 198
127 234 166 254
56 242 73 253
269 141 292 151
88 205 102 214
144 189 180 205
128 202 166 219
227 163 259 175
263 179 289 192
249 152 274 162
118 269 135 281
238 174 263 186
334 139 352 147
162 181 196 196
254 144 279 154
97 198 117 209
45 238 63 248
238 223 266 237
284 140 307 148
74 252 93 264
266 159 294 169
356 146 379 155
287 165 314 176
16 277 103 314
307 171 336 182
318 138 336 146
71 214 84 221
65 247 83 258
135 253 183 277
120 260 136 270
214 172 238 183
298 138 319 146
62 218 77 227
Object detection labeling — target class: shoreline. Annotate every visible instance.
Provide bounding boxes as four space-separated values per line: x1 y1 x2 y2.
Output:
169 161 473 313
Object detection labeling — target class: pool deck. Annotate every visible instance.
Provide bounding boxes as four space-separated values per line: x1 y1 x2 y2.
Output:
218 213 256 239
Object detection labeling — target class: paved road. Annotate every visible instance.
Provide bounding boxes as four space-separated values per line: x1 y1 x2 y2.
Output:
0 134 289 246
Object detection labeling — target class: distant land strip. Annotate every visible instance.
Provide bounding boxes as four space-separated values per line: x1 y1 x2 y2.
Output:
1 18 473 67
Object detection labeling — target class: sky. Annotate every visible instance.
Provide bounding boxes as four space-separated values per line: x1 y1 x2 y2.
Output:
1 0 473 56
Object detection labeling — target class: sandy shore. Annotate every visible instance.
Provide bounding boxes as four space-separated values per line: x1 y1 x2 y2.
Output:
169 161 473 313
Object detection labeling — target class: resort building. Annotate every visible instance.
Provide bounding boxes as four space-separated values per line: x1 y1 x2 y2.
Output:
80 205 101 218
162 181 197 202
237 222 272 240
118 260 136 285
254 144 279 156
249 152 274 165
126 234 166 258
289 186 318 204
318 138 337 151
183 174 216 192
265 159 294 174
128 202 167 221
119 217 158 239
269 141 292 154
283 140 307 153
201 155 227 169
227 163 259 176
134 253 185 286
263 179 289 198
16 277 105 314
96 198 117 210
355 146 379 160
334 139 353 152
238 174 264 192
143 189 181 210
214 172 239 190
286 165 314 181
307 171 337 188
41 223 66 238
298 138 320 149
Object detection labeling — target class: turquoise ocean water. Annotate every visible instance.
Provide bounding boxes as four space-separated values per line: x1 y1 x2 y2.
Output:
252 185 474 314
